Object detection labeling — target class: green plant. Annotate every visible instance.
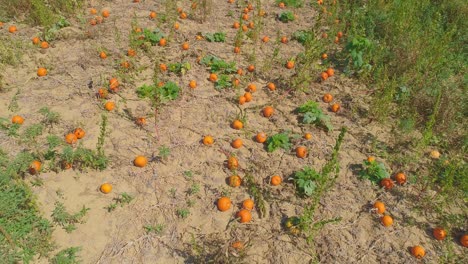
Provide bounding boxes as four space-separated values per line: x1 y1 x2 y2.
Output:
275 0 303 7
137 82 180 103
292 30 314 45
21 124 44 144
105 193 134 212
358 159 390 184
215 74 232 90
183 170 193 179
144 224 164 234
38 107 60 127
266 132 291 152
200 55 237 74
0 0 83 27
158 145 170 160
0 151 54 263
344 36 373 75
176 208 190 219
138 28 165 46
43 16 71 41
51 201 90 233
278 11 295 23
188 183 200 195
295 128 346 242
96 114 107 156
44 135 62 161
0 118 20 137
244 174 266 218
292 167 323 197
51 247 81 264
297 101 332 131
204 32 226 42
168 62 191 75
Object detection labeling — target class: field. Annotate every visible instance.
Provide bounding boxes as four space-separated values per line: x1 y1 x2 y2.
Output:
0 0 466 263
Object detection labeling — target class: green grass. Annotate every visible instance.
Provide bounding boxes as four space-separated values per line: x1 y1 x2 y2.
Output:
0 150 54 263
337 0 466 152
0 0 83 27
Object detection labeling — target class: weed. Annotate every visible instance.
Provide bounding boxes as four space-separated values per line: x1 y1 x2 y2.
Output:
344 36 373 76
215 74 233 90
51 201 90 233
244 174 266 218
50 247 81 264
21 124 44 144
200 55 237 74
168 62 191 75
0 118 20 137
183 170 193 179
291 167 323 197
144 224 164 235
188 183 200 195
43 16 71 41
169 188 177 198
278 11 295 23
96 114 107 156
275 0 303 8
292 30 314 45
38 107 60 127
266 132 291 152
158 145 171 160
0 151 54 262
358 159 390 185
105 193 134 212
137 82 180 104
204 32 226 42
297 101 333 131
176 208 190 219
294 128 346 242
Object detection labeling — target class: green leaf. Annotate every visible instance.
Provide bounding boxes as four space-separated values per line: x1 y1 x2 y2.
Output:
278 11 295 23
204 32 226 42
297 101 333 131
266 133 291 152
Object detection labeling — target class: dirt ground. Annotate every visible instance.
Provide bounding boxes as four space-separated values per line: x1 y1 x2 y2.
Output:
0 0 465 263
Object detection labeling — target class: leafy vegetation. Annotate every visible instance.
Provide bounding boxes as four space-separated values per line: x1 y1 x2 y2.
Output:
137 81 180 103
275 0 303 8
51 201 90 233
105 193 134 212
51 247 81 264
265 132 291 152
0 151 54 263
278 11 295 23
139 28 165 46
338 0 466 153
168 62 191 75
0 0 83 27
292 30 314 45
295 128 346 242
204 32 226 42
215 74 232 90
292 167 323 197
358 159 390 184
200 55 237 74
297 101 332 131
43 16 71 41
